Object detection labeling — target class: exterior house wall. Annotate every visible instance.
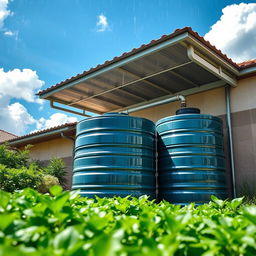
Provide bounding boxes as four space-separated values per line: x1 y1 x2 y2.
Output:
28 138 73 161
18 138 74 190
132 75 256 196
229 77 256 194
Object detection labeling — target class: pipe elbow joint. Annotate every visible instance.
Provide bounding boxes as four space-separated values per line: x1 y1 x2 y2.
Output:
177 95 186 107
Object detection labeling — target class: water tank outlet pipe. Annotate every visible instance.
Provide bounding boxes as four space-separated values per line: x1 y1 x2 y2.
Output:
125 95 186 113
178 95 186 108
225 85 237 198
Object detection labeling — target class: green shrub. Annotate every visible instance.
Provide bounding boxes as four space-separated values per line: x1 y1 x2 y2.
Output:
0 164 42 192
0 144 31 169
45 157 67 188
0 189 255 256
0 145 68 192
39 174 60 193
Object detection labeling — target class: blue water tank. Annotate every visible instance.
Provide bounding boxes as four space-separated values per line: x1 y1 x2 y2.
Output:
72 113 156 198
156 108 227 204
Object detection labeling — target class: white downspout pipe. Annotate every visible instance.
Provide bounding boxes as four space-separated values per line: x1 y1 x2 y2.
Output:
225 85 237 198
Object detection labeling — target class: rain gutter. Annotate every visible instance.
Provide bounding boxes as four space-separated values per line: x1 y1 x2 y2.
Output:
187 45 237 87
50 101 93 117
8 126 75 146
239 66 256 76
186 36 239 76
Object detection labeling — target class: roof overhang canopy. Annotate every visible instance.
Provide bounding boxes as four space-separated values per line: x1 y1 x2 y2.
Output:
38 28 239 116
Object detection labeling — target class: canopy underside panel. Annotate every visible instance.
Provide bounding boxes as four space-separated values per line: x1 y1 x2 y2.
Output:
43 41 235 115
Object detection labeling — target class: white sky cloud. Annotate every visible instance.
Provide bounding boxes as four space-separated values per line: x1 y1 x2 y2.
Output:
205 3 256 63
0 68 76 135
0 104 78 135
36 113 77 131
96 14 109 32
0 0 15 36
0 68 44 135
4 30 14 36
0 0 11 29
0 102 36 135
0 104 78 136
0 68 44 103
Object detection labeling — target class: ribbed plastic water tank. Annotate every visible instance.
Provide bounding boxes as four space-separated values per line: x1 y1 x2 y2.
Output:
72 113 156 198
156 108 227 204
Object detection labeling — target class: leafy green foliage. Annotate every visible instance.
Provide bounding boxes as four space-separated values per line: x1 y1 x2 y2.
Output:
44 158 67 188
0 188 255 256
0 145 67 192
0 144 31 169
238 181 256 204
0 164 42 192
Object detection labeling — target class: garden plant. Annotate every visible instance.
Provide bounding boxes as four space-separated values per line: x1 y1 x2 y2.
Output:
0 144 66 192
0 186 256 256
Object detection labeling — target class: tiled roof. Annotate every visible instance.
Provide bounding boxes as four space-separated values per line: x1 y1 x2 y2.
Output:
238 59 256 69
0 130 17 143
7 122 77 143
37 27 240 97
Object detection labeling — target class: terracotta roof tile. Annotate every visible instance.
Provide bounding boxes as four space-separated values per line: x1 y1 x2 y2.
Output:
7 122 77 143
238 59 256 69
37 27 241 97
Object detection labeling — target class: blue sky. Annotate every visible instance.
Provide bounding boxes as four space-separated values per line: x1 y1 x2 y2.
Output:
0 0 255 135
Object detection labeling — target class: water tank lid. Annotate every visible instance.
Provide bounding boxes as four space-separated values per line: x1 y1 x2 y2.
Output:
176 107 200 115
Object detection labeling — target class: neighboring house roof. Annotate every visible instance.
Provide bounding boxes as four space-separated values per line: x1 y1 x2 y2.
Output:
237 59 256 80
6 122 77 147
0 130 17 143
238 59 256 69
37 27 240 97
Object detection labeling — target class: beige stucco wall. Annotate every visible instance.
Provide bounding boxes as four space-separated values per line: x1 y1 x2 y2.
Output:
28 138 74 161
229 76 256 193
132 75 256 123
230 76 256 113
